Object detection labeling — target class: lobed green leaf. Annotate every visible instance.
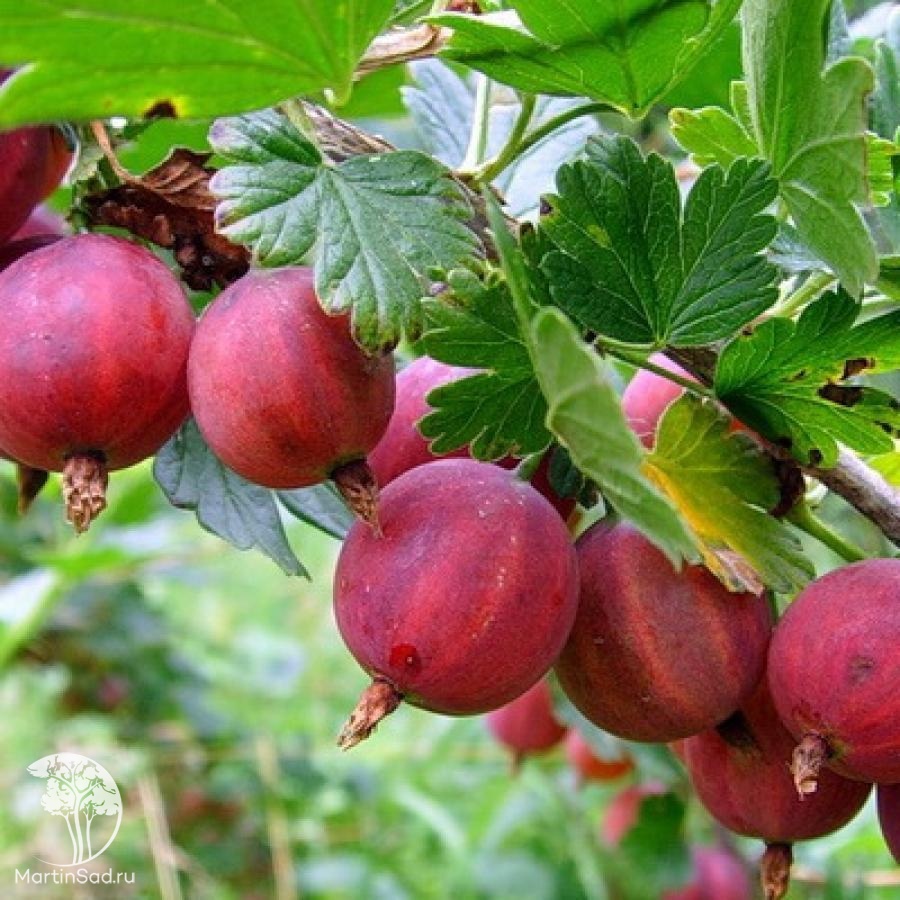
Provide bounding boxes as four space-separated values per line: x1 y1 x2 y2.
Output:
715 290 900 466
418 269 550 459
431 0 741 118
538 135 778 347
0 0 393 126
209 109 479 352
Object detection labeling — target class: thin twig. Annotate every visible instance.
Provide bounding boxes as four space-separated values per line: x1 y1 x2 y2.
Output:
89 120 136 184
138 768 183 900
357 24 451 74
256 736 299 900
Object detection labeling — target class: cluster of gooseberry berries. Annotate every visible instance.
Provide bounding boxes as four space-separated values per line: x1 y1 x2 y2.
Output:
1 110 899 900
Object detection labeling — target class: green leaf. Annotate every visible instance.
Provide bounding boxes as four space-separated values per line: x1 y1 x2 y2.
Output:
645 396 813 593
868 134 899 207
879 254 900 300
209 109 479 352
872 10 900 141
616 793 691 899
538 135 778 347
669 105 758 168
430 0 742 117
418 269 550 459
0 0 393 126
715 290 900 467
741 0 878 294
659 20 741 109
403 61 476 168
531 306 696 566
870 451 900 487
277 485 353 541
769 223 827 276
154 419 306 577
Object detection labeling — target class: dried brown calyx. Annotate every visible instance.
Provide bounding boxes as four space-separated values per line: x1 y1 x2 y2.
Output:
332 459 382 536
791 732 831 798
337 678 403 751
760 842 793 900
62 454 108 533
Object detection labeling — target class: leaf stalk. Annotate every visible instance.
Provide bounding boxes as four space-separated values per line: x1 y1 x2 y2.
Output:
459 74 493 171
786 501 869 563
472 94 537 184
775 271 835 319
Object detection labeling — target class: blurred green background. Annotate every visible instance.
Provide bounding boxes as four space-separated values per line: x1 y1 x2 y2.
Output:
0 458 897 900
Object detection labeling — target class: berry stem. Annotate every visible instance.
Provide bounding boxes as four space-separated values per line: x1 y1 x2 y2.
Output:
338 678 403 750
761 842 793 900
62 454 108 533
332 459 382 536
492 101 615 171
605 345 716 398
791 732 830 798
787 502 869 563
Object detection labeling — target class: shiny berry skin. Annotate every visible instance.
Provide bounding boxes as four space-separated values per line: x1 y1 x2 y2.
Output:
0 234 194 529
768 558 900 788
0 71 70 245
0 232 193 470
334 459 579 748
189 267 395 490
555 522 772 742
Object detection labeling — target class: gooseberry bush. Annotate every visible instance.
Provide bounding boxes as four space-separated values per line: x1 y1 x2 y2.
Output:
0 0 899 896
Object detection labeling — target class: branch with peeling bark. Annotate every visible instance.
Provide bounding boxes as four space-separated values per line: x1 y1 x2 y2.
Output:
667 362 900 548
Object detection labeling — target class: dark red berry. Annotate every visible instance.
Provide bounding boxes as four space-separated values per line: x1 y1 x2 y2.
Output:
663 846 751 900
683 680 870 900
188 267 395 527
877 784 900 863
0 71 70 244
565 730 633 783
555 522 772 742
0 233 62 512
0 233 194 531
369 355 575 519
486 680 567 763
368 356 473 484
767 558 900 792
334 459 579 748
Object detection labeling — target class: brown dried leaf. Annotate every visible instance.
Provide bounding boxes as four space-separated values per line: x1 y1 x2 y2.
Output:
83 149 248 291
